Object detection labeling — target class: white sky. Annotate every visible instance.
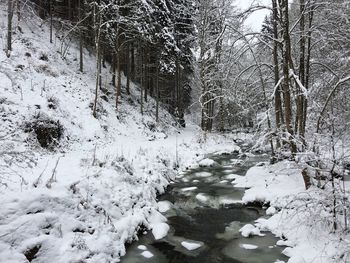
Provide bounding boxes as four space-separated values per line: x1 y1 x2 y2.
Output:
234 0 271 31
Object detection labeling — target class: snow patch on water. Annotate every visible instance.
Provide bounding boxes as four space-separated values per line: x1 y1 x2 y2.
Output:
195 172 212 178
137 245 147 250
240 243 258 250
141 251 154 258
181 186 198 192
181 241 202 250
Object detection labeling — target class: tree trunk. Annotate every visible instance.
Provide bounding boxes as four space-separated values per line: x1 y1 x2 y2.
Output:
297 0 306 141
7 0 13 57
49 0 53 43
131 43 135 81
126 43 130 95
272 0 282 148
144 47 148 103
78 0 84 72
155 61 160 122
116 45 121 110
280 0 297 155
93 46 101 118
92 3 101 118
16 0 20 21
302 4 315 137
112 54 116 85
139 41 144 115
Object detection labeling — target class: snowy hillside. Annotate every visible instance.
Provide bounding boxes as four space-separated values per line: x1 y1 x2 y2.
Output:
0 5 239 262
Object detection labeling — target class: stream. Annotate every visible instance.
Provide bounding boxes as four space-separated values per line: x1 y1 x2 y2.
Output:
121 149 289 263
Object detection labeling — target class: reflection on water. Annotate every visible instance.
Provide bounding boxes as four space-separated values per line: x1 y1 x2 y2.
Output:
122 151 289 263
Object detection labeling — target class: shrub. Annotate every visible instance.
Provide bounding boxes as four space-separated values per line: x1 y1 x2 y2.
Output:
24 114 64 149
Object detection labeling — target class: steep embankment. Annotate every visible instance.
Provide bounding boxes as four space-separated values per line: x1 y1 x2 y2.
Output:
0 6 239 262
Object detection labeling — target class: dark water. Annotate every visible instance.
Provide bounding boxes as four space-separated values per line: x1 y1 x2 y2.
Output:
121 151 289 263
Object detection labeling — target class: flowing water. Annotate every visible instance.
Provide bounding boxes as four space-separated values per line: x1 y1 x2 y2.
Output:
122 150 289 263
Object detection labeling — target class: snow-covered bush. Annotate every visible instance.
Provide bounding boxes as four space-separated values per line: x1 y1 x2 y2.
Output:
24 113 64 149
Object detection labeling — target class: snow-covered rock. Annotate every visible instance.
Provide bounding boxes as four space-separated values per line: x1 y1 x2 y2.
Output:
151 223 170 240
158 201 172 213
195 193 209 202
266 206 277 215
198 158 217 167
239 224 264 237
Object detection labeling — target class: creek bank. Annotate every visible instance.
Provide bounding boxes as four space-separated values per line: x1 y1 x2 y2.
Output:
121 150 289 263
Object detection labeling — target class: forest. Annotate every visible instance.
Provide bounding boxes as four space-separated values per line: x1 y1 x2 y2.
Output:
1 0 350 262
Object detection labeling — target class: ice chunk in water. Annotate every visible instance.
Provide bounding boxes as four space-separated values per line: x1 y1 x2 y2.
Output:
196 193 209 202
181 186 198 192
240 244 258 250
137 245 147 250
141 251 154 258
195 172 212 178
181 241 202 250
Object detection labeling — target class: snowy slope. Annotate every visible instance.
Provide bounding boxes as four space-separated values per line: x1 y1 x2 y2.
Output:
0 5 240 262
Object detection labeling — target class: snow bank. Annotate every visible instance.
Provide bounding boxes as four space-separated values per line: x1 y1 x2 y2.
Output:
233 161 305 205
234 160 350 262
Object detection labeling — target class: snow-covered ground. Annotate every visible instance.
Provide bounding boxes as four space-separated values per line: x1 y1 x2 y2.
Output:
2 4 348 263
234 160 350 263
0 5 241 262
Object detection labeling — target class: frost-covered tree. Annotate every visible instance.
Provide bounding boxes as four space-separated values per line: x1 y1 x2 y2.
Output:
195 0 235 132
